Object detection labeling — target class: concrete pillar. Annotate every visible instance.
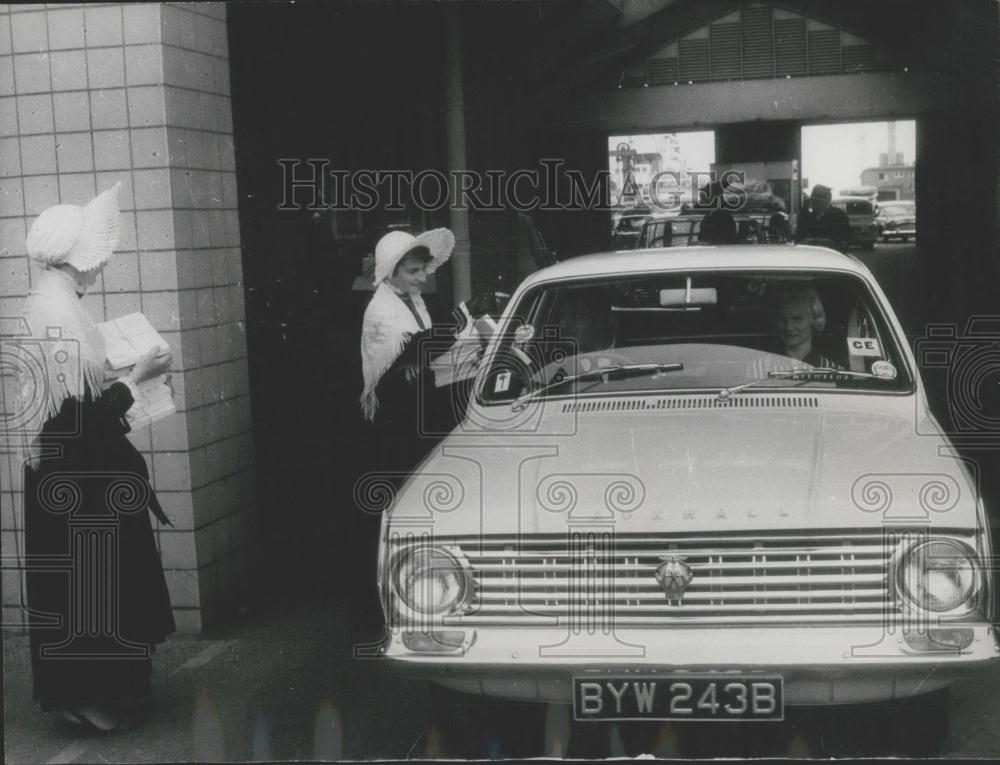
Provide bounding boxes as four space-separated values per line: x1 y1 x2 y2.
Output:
0 2 255 633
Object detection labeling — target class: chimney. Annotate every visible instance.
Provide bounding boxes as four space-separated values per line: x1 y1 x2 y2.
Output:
887 122 897 164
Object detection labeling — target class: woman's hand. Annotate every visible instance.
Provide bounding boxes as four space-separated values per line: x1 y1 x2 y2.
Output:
128 345 173 385
402 362 421 383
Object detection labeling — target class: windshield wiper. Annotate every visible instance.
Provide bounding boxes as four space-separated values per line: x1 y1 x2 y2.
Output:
717 367 877 401
511 363 683 411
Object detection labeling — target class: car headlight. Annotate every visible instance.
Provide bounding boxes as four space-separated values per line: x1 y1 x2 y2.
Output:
897 539 981 613
392 546 473 617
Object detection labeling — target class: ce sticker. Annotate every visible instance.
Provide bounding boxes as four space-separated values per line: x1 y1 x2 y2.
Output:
848 337 882 356
871 360 898 380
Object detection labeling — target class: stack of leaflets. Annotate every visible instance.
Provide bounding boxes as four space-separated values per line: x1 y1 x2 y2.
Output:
430 314 497 388
97 312 175 428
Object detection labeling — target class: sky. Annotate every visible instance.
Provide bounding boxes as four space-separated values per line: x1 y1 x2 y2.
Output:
801 120 916 194
611 121 916 197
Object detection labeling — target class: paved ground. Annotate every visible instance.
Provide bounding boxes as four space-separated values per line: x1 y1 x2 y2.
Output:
2 601 433 763
5 595 1000 762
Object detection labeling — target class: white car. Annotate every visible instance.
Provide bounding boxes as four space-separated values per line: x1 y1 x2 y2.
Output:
378 246 997 755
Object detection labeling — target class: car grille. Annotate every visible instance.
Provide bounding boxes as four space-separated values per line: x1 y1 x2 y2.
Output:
396 530 918 626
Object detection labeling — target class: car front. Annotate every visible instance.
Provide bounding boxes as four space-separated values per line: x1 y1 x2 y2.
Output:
877 202 917 241
378 247 997 724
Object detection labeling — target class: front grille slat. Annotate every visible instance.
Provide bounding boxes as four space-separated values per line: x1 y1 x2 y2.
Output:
436 613 892 625
474 558 888 573
480 571 885 587
476 587 889 602
472 600 890 613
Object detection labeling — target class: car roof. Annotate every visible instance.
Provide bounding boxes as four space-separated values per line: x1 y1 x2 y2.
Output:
520 245 871 288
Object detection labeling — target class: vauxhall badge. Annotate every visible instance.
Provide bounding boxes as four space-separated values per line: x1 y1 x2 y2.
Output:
655 555 694 600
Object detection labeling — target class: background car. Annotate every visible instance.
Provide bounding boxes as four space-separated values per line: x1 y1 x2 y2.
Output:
611 209 650 249
636 211 792 247
875 200 917 242
831 196 878 250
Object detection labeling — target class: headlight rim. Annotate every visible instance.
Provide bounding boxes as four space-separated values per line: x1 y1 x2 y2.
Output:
390 544 474 621
894 537 982 616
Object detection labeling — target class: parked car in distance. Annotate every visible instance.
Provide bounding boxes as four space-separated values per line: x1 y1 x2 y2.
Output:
636 211 792 248
611 210 649 249
379 245 997 756
831 196 878 250
875 201 916 243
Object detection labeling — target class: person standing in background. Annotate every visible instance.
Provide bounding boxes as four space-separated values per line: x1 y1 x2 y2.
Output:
795 184 851 253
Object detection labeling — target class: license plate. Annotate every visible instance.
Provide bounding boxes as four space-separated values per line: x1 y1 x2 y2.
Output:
573 676 783 721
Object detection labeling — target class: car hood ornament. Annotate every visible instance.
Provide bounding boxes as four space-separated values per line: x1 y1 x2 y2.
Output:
655 555 694 600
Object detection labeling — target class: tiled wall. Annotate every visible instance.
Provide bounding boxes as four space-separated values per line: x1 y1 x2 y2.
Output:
0 3 254 633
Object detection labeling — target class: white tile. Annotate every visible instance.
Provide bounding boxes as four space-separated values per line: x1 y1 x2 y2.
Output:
45 7 85 50
123 3 160 45
10 10 45 54
49 49 86 91
15 93 52 135
83 5 123 48
12 53 49 94
52 90 90 132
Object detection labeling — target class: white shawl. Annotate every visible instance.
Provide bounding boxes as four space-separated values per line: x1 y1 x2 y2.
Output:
18 268 107 465
359 282 432 421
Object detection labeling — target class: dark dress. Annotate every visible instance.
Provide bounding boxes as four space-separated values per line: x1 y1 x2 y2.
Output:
369 325 471 477
24 382 174 711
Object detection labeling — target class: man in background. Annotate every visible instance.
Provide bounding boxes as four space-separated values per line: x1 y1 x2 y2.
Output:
796 184 851 253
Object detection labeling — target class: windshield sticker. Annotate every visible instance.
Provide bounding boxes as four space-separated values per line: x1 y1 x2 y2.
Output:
514 325 535 344
871 360 897 380
848 337 882 357
494 370 512 393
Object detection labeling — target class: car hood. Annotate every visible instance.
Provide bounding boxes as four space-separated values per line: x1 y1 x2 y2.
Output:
387 397 978 535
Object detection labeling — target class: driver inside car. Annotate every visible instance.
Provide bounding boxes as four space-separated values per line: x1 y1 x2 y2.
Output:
555 287 616 354
772 284 842 368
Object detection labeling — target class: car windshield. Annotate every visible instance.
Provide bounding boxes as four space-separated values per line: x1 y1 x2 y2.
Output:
834 200 873 215
477 270 913 404
880 204 913 216
617 216 647 232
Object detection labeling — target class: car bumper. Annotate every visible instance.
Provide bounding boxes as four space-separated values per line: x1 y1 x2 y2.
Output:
382 623 999 705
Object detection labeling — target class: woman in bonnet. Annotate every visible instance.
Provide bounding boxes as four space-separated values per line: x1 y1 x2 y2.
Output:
19 184 175 732
360 228 497 473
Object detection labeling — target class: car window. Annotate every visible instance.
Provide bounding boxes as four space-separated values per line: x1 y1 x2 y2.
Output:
835 200 873 215
616 216 647 232
879 204 913 216
478 270 913 404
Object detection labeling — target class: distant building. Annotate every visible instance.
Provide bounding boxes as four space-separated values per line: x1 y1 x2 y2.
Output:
861 151 915 201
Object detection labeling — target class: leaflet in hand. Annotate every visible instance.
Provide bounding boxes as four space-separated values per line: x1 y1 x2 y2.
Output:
431 315 497 388
125 375 176 429
97 313 175 428
98 312 171 370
